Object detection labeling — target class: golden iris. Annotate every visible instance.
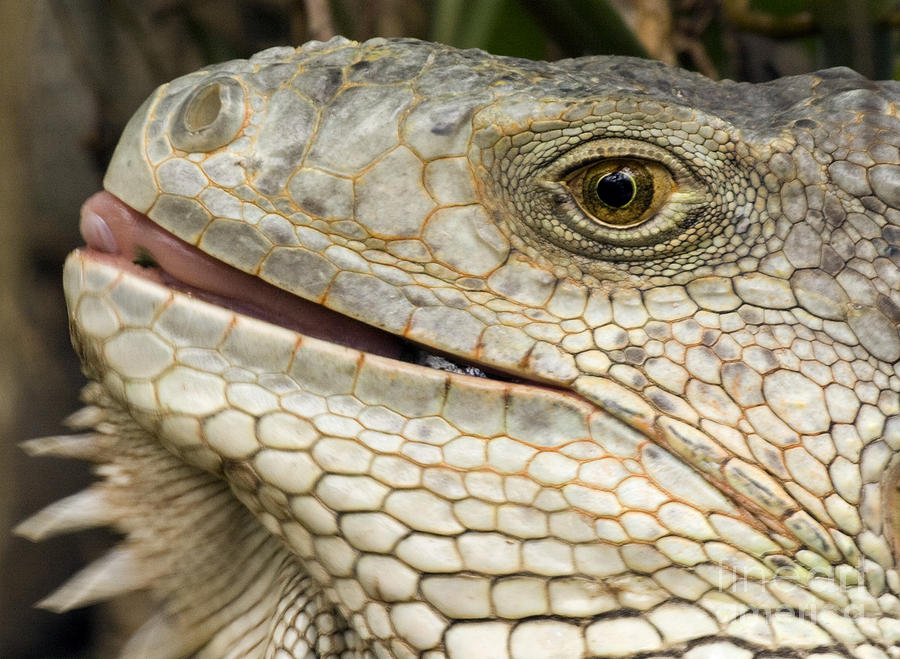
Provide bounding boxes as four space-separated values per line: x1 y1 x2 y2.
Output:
570 158 672 228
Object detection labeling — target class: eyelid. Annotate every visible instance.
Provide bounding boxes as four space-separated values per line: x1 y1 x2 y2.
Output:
541 138 696 185
528 137 712 260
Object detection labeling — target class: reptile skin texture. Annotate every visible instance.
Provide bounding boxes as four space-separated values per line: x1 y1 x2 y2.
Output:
18 36 900 657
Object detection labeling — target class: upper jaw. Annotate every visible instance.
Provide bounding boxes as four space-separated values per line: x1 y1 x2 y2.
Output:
77 190 574 389
78 190 407 360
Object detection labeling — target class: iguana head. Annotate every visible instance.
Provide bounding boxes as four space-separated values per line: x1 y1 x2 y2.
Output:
31 37 900 656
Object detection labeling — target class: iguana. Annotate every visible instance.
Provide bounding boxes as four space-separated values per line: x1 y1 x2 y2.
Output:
18 36 900 657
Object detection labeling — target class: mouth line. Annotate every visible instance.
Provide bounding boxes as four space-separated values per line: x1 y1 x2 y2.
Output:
78 191 518 383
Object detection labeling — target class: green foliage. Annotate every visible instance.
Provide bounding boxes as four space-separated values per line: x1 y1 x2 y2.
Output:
428 0 647 60
430 0 548 59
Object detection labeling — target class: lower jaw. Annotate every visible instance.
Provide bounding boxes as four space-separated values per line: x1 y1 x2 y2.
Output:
83 245 500 381
160 266 495 379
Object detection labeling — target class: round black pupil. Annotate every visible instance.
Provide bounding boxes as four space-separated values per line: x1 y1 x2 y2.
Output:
595 171 635 208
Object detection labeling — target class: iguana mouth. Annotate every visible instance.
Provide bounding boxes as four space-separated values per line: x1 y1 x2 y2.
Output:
80 191 495 380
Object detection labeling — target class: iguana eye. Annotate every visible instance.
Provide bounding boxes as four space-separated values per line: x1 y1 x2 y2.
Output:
522 137 714 262
568 158 673 228
170 77 246 152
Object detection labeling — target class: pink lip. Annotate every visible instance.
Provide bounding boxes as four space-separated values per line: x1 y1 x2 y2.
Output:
78 191 405 359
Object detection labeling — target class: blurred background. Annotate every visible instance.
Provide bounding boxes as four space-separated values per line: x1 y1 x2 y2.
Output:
2 1 899 656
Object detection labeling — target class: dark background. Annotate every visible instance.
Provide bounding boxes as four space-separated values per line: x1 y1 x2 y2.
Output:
2 1 898 656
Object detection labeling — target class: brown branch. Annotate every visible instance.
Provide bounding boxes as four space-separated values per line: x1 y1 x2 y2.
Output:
303 0 336 42
723 0 817 38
